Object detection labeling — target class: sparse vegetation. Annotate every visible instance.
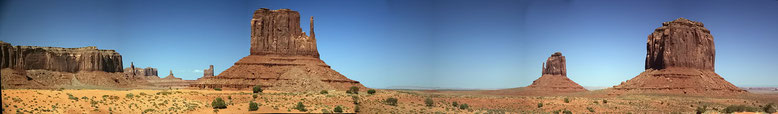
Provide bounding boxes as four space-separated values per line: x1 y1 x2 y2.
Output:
695 105 707 114
425 98 434 107
452 101 459 107
587 107 595 112
537 102 543 108
347 86 359 94
126 93 134 98
564 98 570 103
459 104 469 110
723 105 758 113
333 105 343 113
603 99 608 104
385 98 398 106
214 88 222 91
294 102 307 112
248 101 259 111
352 96 359 104
252 85 263 93
562 109 572 114
765 103 776 113
211 97 227 109
367 89 376 94
67 93 78 101
252 94 258 99
320 90 328 94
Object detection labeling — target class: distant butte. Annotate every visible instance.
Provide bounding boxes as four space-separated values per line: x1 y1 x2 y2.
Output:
610 18 746 95
191 8 365 91
526 52 587 92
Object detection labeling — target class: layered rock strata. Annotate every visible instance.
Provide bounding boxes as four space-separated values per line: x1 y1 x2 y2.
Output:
192 8 364 91
612 18 745 95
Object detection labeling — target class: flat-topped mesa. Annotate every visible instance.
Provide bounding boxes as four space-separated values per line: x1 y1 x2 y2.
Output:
250 8 319 58
0 41 123 73
611 18 745 95
542 52 566 76
646 18 715 71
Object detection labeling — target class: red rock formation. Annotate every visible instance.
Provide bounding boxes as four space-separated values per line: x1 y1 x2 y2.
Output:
612 18 745 95
203 65 214 77
527 52 586 92
192 8 364 91
0 41 123 73
123 62 158 79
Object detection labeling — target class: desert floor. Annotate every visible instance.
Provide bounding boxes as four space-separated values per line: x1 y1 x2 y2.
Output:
2 88 778 114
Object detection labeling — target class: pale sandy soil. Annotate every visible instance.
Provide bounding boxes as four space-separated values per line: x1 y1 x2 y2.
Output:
2 88 777 114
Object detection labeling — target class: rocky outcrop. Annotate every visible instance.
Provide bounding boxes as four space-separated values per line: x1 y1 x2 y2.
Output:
123 62 158 79
250 8 319 58
0 41 123 73
611 18 745 95
203 65 214 77
163 70 181 80
542 52 566 76
192 8 364 91
527 52 586 92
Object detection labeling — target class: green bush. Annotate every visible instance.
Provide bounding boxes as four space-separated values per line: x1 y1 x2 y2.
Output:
214 88 222 91
252 94 258 99
603 99 608 104
347 86 359 94
459 104 469 110
248 101 259 111
562 109 572 114
81 96 88 100
333 105 343 113
211 97 227 109
425 98 434 107
352 96 359 104
765 103 776 113
320 90 328 94
67 93 78 101
367 89 376 94
587 107 595 112
126 93 134 98
252 85 263 93
564 98 570 103
452 101 459 107
537 103 543 108
294 102 307 112
723 105 758 113
385 98 398 106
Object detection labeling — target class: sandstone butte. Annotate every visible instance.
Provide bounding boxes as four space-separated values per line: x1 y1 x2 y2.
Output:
191 8 365 91
525 52 587 92
1 41 151 89
610 18 746 95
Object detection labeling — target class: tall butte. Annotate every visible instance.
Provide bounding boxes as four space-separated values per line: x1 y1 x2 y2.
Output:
526 52 587 92
611 18 745 95
191 8 364 91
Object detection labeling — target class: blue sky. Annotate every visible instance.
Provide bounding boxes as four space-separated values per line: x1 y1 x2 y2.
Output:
1 0 776 89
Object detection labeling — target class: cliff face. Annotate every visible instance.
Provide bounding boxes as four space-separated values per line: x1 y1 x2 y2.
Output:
1 41 123 73
193 8 364 91
250 8 319 58
645 18 715 71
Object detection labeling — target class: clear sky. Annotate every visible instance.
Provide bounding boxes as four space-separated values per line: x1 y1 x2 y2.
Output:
1 0 776 89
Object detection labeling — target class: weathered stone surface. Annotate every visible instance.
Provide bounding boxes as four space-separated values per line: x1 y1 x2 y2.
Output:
527 52 585 92
645 18 715 71
163 70 181 80
542 52 566 76
612 18 745 95
192 8 364 91
203 65 214 77
0 41 123 73
250 8 319 58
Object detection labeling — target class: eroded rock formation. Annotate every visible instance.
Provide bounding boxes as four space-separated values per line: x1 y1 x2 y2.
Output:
612 18 745 95
203 65 214 77
123 62 159 79
1 41 151 89
527 52 586 92
0 41 123 72
192 8 364 91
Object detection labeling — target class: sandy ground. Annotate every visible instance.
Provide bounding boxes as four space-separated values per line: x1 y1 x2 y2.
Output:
2 88 777 114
